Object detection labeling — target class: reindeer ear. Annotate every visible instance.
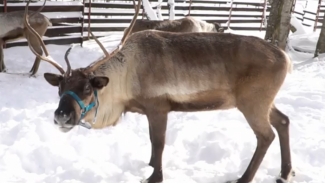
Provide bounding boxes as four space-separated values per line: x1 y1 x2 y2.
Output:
90 76 109 90
44 73 63 86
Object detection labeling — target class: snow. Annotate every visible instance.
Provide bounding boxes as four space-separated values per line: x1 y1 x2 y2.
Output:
1 1 325 183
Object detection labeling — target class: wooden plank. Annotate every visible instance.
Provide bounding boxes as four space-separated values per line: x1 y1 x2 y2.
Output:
45 26 82 37
89 11 265 18
318 18 325 22
83 18 140 24
5 37 83 48
50 17 83 24
85 2 143 9
85 2 268 12
177 6 270 12
83 18 265 24
86 27 125 32
85 24 268 32
230 26 266 31
206 19 264 23
179 0 228 4
233 1 265 6
0 5 83 12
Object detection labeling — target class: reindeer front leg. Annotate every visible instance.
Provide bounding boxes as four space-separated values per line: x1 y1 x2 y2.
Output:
0 40 6 72
148 121 155 167
142 110 168 183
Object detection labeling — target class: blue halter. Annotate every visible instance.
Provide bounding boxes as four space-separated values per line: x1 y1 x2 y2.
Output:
60 90 99 129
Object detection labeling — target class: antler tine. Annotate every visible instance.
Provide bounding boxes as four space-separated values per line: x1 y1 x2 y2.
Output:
83 0 142 74
24 0 65 75
64 45 73 77
29 0 47 18
90 31 110 57
120 0 141 45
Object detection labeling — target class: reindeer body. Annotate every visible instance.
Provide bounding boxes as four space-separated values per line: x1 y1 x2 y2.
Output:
124 17 223 36
72 31 294 183
0 10 51 75
83 31 291 129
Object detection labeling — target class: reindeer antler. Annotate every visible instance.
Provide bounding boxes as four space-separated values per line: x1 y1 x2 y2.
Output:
24 0 65 75
81 0 142 74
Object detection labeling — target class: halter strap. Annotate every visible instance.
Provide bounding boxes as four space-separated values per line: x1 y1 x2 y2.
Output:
60 90 99 129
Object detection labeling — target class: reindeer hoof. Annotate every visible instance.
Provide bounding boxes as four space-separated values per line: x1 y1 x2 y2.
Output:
276 170 295 183
140 179 162 183
226 181 238 183
276 178 288 183
0 68 7 72
29 74 37 78
226 179 250 183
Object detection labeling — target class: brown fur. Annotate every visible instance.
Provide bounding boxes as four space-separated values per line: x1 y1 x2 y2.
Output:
0 9 51 76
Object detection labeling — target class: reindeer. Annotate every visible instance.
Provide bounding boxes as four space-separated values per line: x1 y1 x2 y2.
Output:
0 0 52 76
24 0 294 182
123 16 224 36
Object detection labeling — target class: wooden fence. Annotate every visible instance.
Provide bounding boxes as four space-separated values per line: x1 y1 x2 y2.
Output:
1 0 325 48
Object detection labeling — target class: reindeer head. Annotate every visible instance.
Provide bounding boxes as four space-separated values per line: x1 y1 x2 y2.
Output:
23 0 141 132
212 22 224 33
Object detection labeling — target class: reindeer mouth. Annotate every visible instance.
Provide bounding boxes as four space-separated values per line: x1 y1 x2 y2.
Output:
58 126 73 133
54 114 76 133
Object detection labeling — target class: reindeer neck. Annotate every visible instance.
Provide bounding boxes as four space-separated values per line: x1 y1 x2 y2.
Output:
86 54 130 129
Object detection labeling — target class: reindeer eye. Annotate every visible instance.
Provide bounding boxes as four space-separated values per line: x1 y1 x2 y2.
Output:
58 83 62 95
84 84 91 95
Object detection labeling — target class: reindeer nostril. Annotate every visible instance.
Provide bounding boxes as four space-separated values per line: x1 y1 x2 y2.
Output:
54 109 72 125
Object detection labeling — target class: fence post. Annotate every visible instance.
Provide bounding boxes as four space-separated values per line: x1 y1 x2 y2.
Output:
259 0 267 32
81 0 85 47
227 0 234 30
187 0 192 16
88 0 91 40
314 0 322 32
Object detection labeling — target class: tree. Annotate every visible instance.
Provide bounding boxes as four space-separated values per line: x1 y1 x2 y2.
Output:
314 12 325 57
265 0 282 44
264 0 295 50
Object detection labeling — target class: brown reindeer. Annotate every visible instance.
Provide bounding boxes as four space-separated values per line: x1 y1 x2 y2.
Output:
0 0 53 76
123 16 224 36
24 0 294 182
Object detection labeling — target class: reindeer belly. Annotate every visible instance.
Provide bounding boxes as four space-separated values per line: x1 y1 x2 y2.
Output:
0 17 23 38
168 89 236 112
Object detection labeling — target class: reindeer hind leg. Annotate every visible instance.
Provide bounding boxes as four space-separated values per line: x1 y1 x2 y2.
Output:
0 39 6 72
226 82 278 183
270 104 295 183
230 104 275 183
27 36 42 76
26 23 48 76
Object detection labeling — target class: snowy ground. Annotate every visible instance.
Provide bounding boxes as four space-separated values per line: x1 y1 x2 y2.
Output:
1 28 325 183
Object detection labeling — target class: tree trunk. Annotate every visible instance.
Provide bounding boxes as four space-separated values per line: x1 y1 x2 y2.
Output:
264 0 282 43
278 0 294 49
314 17 325 57
265 0 294 50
